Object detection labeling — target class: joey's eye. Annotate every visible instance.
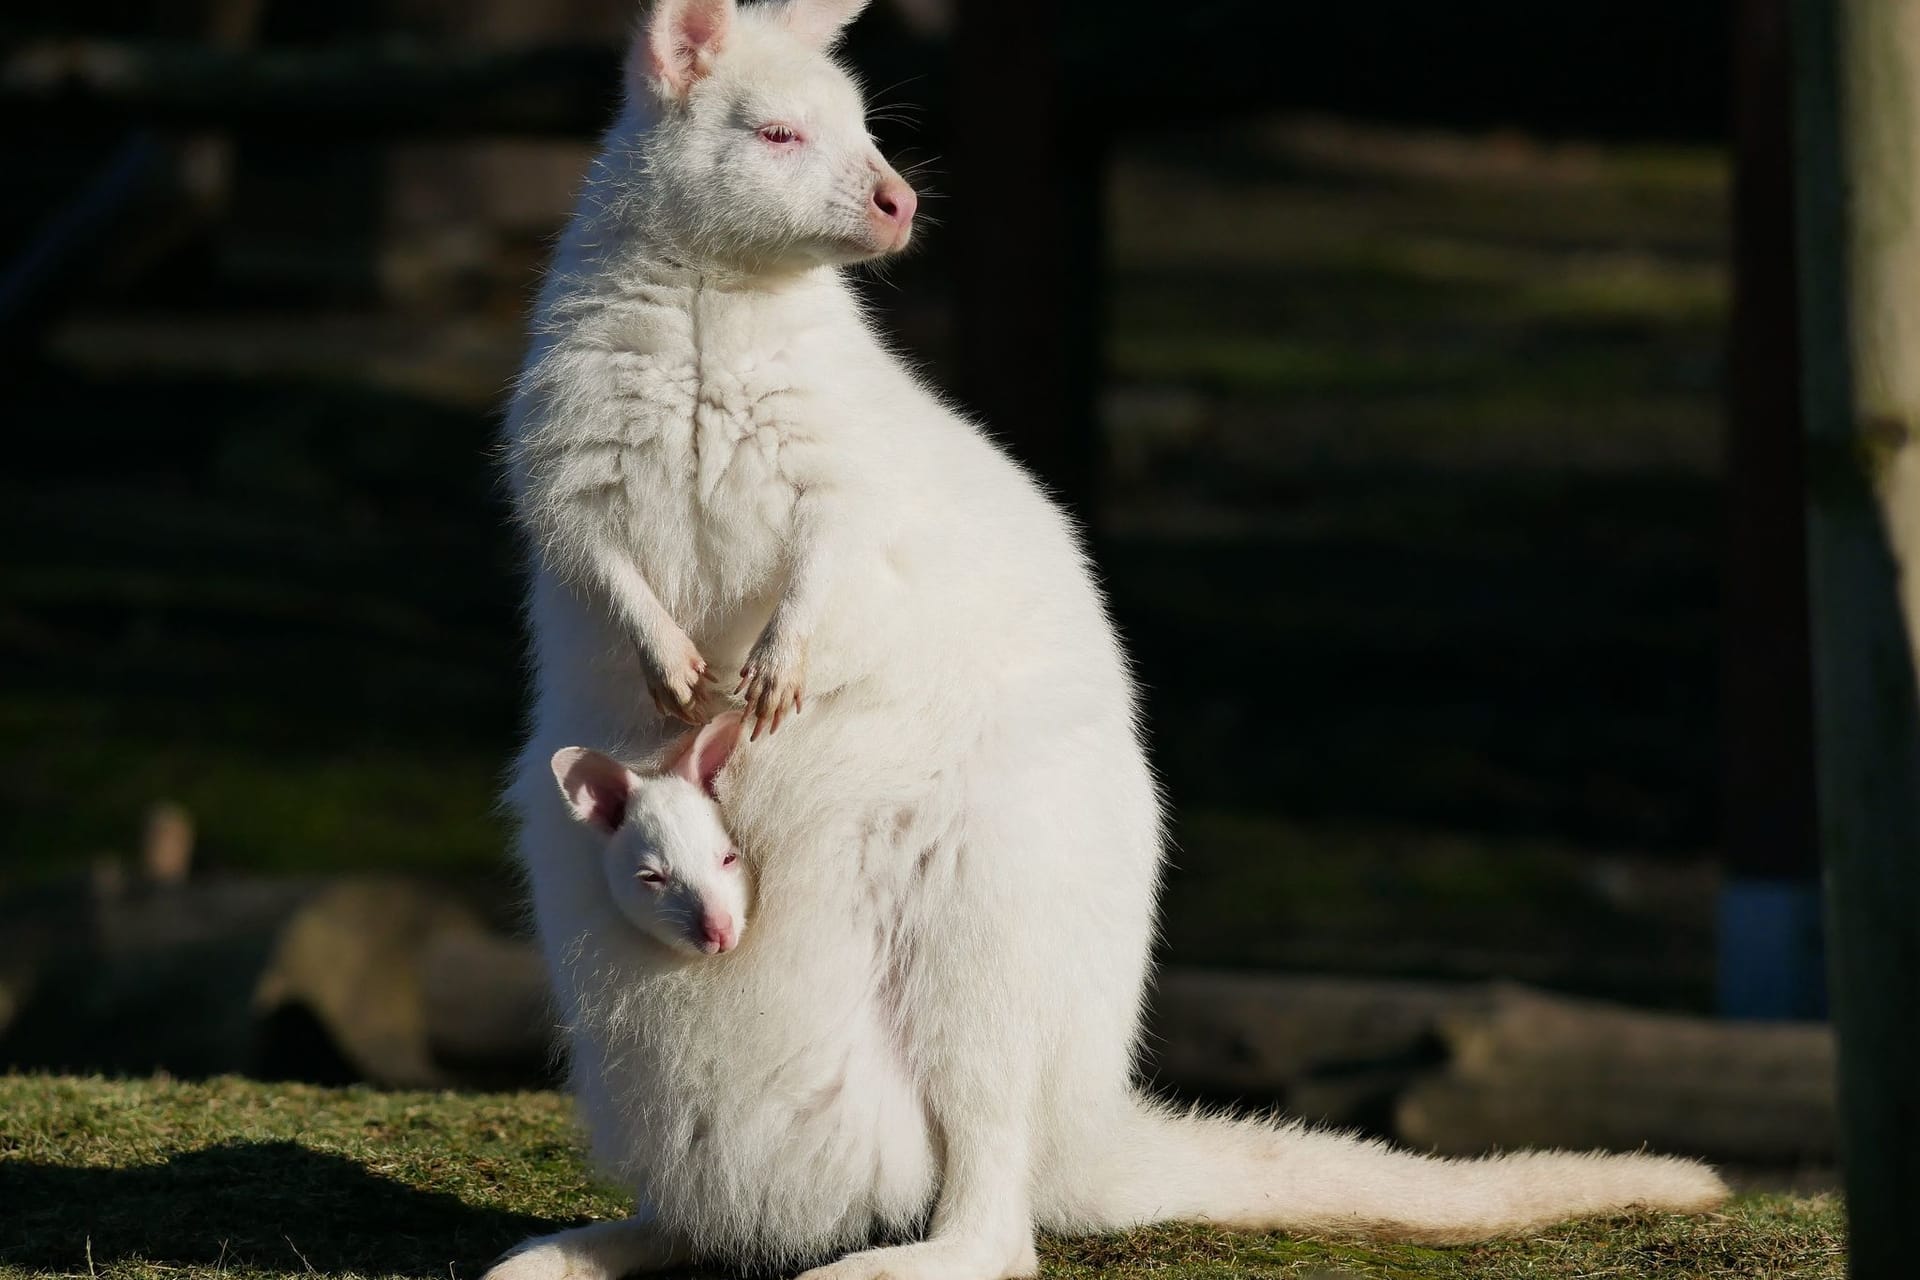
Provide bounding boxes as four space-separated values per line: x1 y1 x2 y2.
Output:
721 850 740 868
636 868 669 887
758 124 800 146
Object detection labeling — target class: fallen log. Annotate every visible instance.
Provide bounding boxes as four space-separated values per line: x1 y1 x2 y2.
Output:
252 878 490 1089
0 871 521 1087
1140 970 1479 1129
0 867 1842 1177
0 875 316 1078
420 929 558 1088
1396 983 1835 1166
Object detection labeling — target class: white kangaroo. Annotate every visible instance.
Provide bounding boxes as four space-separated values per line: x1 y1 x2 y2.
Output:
492 3 1729 1279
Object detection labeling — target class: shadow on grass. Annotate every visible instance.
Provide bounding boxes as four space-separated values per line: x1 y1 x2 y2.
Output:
0 1140 559 1277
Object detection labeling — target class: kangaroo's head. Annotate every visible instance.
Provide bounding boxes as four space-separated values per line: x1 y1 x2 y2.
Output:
617 0 915 275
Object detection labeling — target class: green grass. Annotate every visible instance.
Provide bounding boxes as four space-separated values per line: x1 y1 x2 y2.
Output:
1104 124 1725 483
1160 811 1713 1007
0 1076 1844 1280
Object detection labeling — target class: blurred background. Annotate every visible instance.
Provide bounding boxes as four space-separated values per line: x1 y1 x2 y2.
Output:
0 0 1833 1189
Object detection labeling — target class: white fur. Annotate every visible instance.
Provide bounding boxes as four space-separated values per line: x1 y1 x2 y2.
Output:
493 2 1729 1277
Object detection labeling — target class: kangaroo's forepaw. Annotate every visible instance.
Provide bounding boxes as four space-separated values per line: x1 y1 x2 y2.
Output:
735 631 807 739
644 631 715 726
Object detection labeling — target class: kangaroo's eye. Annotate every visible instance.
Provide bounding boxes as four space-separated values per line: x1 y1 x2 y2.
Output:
721 850 740 868
636 868 669 887
758 124 800 146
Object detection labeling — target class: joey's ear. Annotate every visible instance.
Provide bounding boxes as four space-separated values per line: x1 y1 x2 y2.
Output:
551 748 638 833
632 0 735 101
667 710 747 797
780 0 871 49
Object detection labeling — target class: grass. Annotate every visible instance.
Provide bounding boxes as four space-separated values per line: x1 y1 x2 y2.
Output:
0 1075 1842 1280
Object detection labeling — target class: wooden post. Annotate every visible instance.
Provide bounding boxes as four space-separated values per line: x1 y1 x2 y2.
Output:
947 0 1101 517
1791 2 1920 1273
1721 0 1824 1018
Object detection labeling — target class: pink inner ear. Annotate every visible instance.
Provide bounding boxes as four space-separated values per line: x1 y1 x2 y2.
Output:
639 0 735 95
669 710 746 797
552 748 636 833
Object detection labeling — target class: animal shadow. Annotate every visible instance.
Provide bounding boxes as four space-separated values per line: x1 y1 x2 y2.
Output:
0 1140 560 1277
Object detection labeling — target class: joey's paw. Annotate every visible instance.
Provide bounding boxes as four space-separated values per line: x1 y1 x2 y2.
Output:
734 632 807 739
643 633 716 726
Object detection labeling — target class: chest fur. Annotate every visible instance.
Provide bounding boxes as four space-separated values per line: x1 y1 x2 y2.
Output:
581 294 823 614
516 260 862 629
611 347 803 534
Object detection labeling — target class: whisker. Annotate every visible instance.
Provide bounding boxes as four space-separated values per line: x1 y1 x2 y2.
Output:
864 73 928 109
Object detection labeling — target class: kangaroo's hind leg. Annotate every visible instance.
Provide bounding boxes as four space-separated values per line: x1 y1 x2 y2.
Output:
794 753 1115 1280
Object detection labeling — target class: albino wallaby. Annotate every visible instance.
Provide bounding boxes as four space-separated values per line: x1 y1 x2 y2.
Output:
493 3 1729 1280
553 712 752 957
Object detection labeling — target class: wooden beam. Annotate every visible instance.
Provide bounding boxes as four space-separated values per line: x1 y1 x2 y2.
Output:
1791 1 1920 1272
0 40 621 138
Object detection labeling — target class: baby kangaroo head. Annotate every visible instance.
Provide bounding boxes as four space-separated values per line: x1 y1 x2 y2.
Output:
551 712 750 957
625 0 916 273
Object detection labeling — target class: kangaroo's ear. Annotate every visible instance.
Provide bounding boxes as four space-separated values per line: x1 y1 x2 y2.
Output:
780 0 871 49
668 710 747 797
632 0 735 101
552 748 639 833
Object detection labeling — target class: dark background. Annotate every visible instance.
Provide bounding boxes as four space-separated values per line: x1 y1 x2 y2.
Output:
2 0 1752 1011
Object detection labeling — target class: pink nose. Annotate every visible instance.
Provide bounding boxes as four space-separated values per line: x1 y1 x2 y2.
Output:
870 177 917 238
699 911 736 954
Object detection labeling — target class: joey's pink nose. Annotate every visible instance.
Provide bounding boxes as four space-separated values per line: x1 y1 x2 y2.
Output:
699 911 737 954
869 177 917 244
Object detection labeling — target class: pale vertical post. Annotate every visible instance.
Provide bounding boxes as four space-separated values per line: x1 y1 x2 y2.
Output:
1791 2 1920 1274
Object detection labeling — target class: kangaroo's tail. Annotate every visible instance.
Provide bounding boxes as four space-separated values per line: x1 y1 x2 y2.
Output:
1053 1096 1728 1245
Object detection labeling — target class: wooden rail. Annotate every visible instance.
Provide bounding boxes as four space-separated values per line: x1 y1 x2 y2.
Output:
1 40 623 138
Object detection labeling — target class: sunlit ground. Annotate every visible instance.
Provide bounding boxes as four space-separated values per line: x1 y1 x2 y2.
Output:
0 1075 1841 1280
